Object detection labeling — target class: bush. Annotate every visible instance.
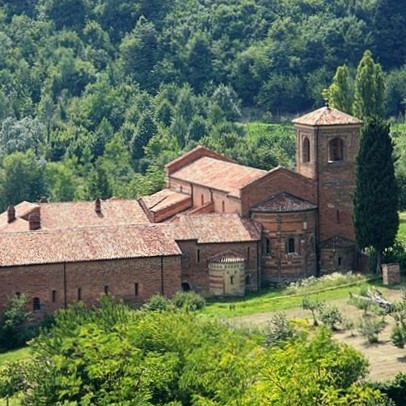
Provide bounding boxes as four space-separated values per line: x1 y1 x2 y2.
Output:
142 294 173 312
372 373 406 405
383 238 406 270
263 313 297 347
358 314 386 344
0 294 34 351
391 323 406 349
302 296 323 326
286 272 365 295
318 304 343 330
171 291 205 311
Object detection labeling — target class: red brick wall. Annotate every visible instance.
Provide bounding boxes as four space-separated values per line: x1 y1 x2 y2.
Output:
177 240 259 295
241 168 316 216
315 126 360 242
251 210 317 284
0 256 182 313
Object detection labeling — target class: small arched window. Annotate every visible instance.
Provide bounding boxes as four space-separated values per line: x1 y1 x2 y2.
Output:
328 138 344 162
303 137 310 163
33 297 41 311
222 201 225 212
287 237 296 254
201 194 204 205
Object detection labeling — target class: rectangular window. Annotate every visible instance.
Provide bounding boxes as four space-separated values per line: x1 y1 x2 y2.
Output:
197 249 200 263
247 247 250 260
77 288 82 301
265 239 271 256
135 283 139 296
104 285 109 295
15 291 21 297
52 290 56 303
336 210 340 223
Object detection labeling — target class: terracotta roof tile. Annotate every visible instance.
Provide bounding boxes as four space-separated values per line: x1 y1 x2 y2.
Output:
139 189 191 213
0 199 150 233
0 202 39 230
292 107 362 126
0 224 181 266
170 157 267 197
251 193 317 213
169 214 261 243
209 250 245 263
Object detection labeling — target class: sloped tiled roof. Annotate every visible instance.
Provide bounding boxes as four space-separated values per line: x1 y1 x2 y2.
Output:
320 235 355 249
165 146 235 175
251 192 317 213
169 213 261 243
170 157 267 197
0 199 150 233
292 107 362 126
0 201 39 230
0 224 181 266
139 189 191 213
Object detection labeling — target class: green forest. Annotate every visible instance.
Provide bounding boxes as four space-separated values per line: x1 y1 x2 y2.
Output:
1 0 406 209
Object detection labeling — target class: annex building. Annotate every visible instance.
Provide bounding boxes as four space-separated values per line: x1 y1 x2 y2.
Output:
0 106 363 314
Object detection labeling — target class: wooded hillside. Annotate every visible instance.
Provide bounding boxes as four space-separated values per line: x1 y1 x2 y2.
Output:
0 0 405 209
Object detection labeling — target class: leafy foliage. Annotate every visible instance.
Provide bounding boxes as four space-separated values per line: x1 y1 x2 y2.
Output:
2 297 389 405
0 295 34 351
171 291 206 312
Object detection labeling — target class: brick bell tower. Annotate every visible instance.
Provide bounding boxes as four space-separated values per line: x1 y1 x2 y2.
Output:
292 106 363 273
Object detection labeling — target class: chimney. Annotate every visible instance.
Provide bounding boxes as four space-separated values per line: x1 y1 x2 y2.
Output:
28 211 41 231
7 205 16 223
95 198 102 214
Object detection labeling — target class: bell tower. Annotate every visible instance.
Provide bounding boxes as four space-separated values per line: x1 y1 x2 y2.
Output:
293 106 363 272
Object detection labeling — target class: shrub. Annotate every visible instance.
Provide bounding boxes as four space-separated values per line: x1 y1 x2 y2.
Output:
391 323 406 349
0 294 33 351
263 313 297 347
372 373 406 405
358 314 386 344
302 296 323 326
142 294 173 312
318 304 343 330
171 291 205 311
383 238 406 270
286 272 365 295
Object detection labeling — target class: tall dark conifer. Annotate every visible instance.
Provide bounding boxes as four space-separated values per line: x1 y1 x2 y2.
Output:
353 117 399 271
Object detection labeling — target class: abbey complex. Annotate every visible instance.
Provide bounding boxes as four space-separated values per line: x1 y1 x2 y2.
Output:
0 106 363 314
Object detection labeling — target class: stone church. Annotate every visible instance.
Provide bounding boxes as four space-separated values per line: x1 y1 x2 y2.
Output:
0 106 363 314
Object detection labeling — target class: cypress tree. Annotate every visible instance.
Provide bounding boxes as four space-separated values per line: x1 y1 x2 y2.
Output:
353 117 399 272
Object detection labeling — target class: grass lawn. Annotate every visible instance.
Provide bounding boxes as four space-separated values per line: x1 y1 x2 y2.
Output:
203 276 392 318
399 211 406 240
0 347 31 366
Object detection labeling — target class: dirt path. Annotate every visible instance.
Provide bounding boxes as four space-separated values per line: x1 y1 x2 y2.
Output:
232 289 406 382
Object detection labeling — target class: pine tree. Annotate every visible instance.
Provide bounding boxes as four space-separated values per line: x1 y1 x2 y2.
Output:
323 65 352 114
353 117 399 272
353 50 385 119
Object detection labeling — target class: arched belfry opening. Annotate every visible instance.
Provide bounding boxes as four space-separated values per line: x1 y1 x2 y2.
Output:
328 137 344 162
302 137 310 163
